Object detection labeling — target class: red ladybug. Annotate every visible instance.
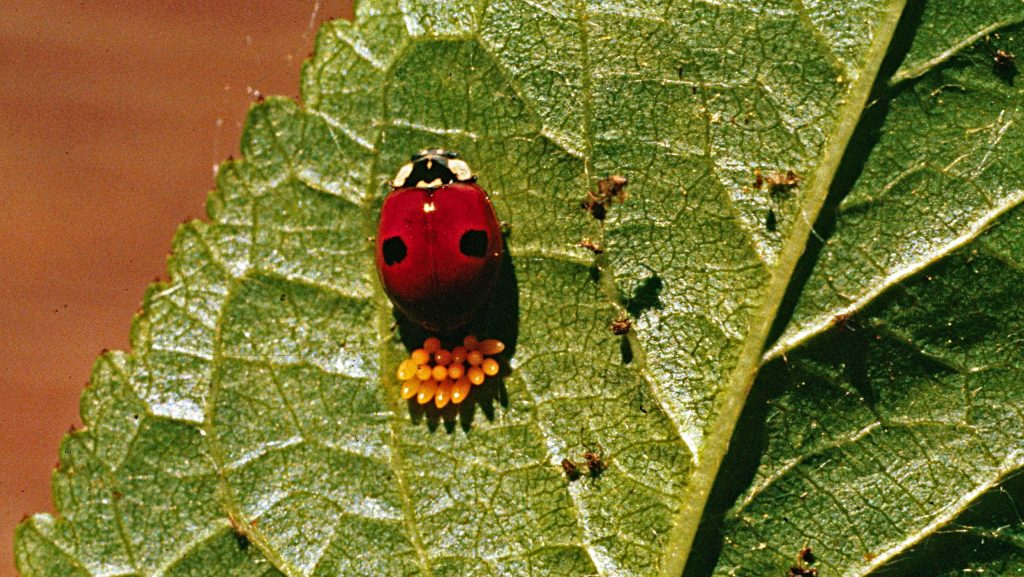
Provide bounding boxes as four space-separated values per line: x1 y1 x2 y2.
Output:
376 150 503 332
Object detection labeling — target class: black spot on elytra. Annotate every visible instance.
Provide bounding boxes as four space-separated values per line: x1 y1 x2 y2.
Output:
382 236 407 265
459 229 488 258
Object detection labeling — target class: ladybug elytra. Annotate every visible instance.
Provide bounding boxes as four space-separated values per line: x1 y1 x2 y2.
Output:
375 150 503 332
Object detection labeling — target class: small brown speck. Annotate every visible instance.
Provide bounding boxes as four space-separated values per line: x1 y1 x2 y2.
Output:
609 316 632 335
578 239 604 254
583 450 607 478
600 175 629 203
788 545 818 577
562 458 581 481
994 49 1016 68
832 312 852 332
582 175 629 220
764 170 801 192
797 547 815 565
228 511 252 550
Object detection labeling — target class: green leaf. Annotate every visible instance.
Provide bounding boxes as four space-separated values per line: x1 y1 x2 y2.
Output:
711 7 1024 577
28 1 1024 577
892 0 1024 84
770 4 1024 358
714 208 1024 576
930 476 1024 576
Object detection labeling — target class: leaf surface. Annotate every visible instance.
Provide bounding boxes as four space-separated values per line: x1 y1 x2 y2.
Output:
715 207 1024 576
893 1 1024 84
770 6 1024 358
14 1 927 576
712 8 1024 577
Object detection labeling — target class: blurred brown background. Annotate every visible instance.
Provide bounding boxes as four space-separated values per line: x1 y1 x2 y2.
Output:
1 2 354 573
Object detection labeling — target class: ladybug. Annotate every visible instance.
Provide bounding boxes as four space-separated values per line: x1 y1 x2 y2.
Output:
376 150 503 332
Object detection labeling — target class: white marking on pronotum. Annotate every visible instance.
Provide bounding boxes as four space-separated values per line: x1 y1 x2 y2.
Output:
422 202 436 213
392 163 413 187
447 158 473 181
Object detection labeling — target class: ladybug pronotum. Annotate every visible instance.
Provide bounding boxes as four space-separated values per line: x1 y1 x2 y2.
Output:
375 149 503 332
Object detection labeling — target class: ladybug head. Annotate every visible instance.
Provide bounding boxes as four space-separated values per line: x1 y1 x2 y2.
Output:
392 149 475 189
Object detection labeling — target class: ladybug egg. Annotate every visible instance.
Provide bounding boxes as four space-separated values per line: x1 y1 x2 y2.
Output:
467 367 485 386
431 365 448 381
447 363 464 380
478 339 505 355
410 349 430 365
415 365 432 382
482 358 500 377
375 150 503 332
451 377 472 403
400 379 420 400
435 380 453 408
423 337 442 354
417 379 438 405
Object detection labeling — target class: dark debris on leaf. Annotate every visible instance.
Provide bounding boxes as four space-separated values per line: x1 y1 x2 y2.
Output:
766 207 778 232
609 315 632 335
562 458 582 482
754 169 802 194
993 48 1018 84
788 545 818 577
583 450 607 479
625 273 664 317
582 174 628 220
578 238 604 254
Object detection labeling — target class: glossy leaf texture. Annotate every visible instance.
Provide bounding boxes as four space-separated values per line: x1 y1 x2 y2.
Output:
24 1 1024 577
707 6 1024 577
770 3 1024 358
711 208 1024 576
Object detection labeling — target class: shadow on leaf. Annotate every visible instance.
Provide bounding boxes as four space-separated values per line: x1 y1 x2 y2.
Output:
625 272 663 317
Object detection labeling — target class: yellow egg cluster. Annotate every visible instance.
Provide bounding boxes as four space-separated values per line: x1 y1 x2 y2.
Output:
397 335 504 408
